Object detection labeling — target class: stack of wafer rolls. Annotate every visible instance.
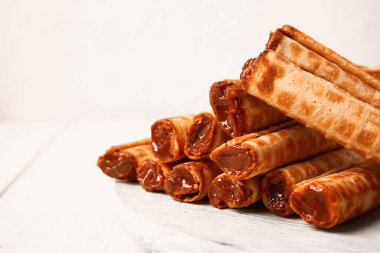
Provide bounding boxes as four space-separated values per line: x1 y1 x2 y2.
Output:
209 79 289 137
97 138 153 180
261 148 366 216
205 120 336 209
97 24 380 229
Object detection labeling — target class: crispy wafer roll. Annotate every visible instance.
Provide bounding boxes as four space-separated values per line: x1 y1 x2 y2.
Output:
279 25 380 91
208 173 261 209
362 66 380 80
210 123 338 180
262 149 366 216
136 156 182 192
241 50 380 162
209 79 289 137
266 30 380 109
290 162 380 228
164 160 222 202
97 138 153 180
184 112 230 160
151 115 194 163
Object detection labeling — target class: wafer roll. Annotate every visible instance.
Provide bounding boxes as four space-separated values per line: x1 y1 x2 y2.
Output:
164 160 222 202
151 115 194 163
208 173 261 208
262 149 366 216
290 162 380 228
210 123 338 180
266 30 380 109
209 79 289 137
279 25 380 91
362 66 380 80
97 138 153 180
137 156 182 192
242 50 380 162
184 112 230 160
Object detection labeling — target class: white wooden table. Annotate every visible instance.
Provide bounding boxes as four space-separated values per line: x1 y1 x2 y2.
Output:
0 118 149 253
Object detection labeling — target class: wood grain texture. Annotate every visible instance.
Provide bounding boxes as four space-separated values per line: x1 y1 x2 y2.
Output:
0 119 149 253
115 182 380 253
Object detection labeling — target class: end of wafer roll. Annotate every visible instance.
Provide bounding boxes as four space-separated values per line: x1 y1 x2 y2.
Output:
209 79 248 137
209 79 289 137
151 115 194 163
164 160 222 202
137 156 180 192
208 173 261 209
184 112 230 160
97 139 153 180
290 162 380 228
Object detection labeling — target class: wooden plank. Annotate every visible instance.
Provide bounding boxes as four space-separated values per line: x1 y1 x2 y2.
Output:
115 182 380 253
0 119 68 195
0 119 152 252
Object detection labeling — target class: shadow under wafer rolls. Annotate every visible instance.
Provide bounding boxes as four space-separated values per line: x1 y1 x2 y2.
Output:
184 112 230 160
261 149 366 217
208 173 261 209
164 160 222 202
97 138 153 180
151 115 194 163
290 162 380 229
137 156 185 192
210 123 338 181
209 79 289 137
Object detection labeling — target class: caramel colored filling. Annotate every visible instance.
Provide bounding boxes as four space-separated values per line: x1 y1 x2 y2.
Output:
164 168 199 200
217 145 252 177
209 176 252 208
151 121 174 161
291 184 333 228
264 172 292 216
137 160 165 191
210 84 246 137
98 152 136 180
187 114 213 156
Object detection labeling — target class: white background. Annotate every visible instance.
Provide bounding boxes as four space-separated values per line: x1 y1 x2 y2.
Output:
1 0 380 120
1 1 380 252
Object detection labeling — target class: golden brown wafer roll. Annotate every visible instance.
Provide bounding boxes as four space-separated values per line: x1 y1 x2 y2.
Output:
136 156 182 192
164 160 222 202
362 66 380 80
208 173 261 209
151 115 194 163
209 79 289 137
290 162 380 228
262 149 366 216
184 112 230 160
266 30 380 109
279 25 380 91
210 124 338 180
241 50 380 162
97 138 153 180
